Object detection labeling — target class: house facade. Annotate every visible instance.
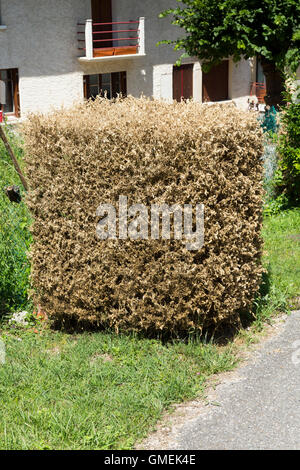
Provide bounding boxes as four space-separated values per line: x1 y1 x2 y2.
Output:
0 0 259 120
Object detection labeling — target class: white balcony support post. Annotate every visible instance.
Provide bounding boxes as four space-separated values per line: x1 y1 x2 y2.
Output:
85 19 93 59
138 17 145 55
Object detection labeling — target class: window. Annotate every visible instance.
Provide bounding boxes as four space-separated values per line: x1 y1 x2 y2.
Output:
83 72 127 100
0 0 6 27
202 60 229 102
0 69 20 116
173 64 194 101
256 59 266 84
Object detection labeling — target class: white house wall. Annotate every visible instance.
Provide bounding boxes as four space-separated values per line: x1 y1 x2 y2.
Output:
0 0 91 115
0 0 254 116
229 58 256 110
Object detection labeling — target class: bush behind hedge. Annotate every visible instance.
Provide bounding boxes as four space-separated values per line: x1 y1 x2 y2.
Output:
276 102 300 205
23 97 264 334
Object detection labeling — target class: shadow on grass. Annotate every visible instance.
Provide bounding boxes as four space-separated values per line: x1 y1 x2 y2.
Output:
48 264 288 349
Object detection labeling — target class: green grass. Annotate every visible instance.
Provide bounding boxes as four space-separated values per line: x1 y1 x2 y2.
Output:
262 208 300 300
0 126 31 316
243 208 300 332
0 326 236 450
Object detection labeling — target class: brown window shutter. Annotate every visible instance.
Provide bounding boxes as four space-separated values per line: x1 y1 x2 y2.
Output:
111 72 127 98
120 71 127 97
12 69 20 117
83 75 90 100
98 74 103 93
111 72 119 98
92 0 112 49
173 66 182 102
173 64 193 101
202 60 229 102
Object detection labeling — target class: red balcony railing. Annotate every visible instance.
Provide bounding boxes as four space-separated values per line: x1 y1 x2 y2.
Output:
250 82 266 103
77 18 145 59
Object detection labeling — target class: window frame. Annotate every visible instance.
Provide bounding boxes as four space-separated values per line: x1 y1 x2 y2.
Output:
256 59 266 84
83 72 127 101
0 0 6 27
0 68 20 118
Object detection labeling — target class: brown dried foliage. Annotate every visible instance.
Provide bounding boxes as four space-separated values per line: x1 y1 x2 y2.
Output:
23 97 264 335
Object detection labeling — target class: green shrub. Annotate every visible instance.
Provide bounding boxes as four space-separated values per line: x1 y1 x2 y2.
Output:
276 102 300 205
23 97 264 335
0 127 31 317
262 141 290 215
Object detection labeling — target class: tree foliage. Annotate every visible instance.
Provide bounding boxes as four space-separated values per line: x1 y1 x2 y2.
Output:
160 0 300 73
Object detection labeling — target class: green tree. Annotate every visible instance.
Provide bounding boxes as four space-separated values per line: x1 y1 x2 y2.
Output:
160 0 300 107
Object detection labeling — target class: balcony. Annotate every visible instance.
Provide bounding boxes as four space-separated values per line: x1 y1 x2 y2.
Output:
77 17 145 63
250 82 266 103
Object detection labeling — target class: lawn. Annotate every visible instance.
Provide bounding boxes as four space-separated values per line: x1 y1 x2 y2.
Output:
0 126 31 316
0 326 237 450
262 208 300 301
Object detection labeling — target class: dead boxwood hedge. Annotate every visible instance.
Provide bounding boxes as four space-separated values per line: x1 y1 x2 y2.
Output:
23 97 264 334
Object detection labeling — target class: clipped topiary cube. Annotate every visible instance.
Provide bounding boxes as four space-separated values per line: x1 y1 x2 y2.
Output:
23 97 264 335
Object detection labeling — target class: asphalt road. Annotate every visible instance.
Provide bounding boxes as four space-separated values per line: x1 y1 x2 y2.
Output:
177 311 300 450
140 311 300 450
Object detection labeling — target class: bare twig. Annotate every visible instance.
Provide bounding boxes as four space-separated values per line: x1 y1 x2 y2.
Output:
0 125 29 192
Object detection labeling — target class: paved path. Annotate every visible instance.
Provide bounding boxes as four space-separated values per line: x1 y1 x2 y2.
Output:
141 311 300 450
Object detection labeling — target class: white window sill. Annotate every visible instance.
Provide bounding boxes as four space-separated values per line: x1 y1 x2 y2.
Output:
0 25 7 30
1 116 23 125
